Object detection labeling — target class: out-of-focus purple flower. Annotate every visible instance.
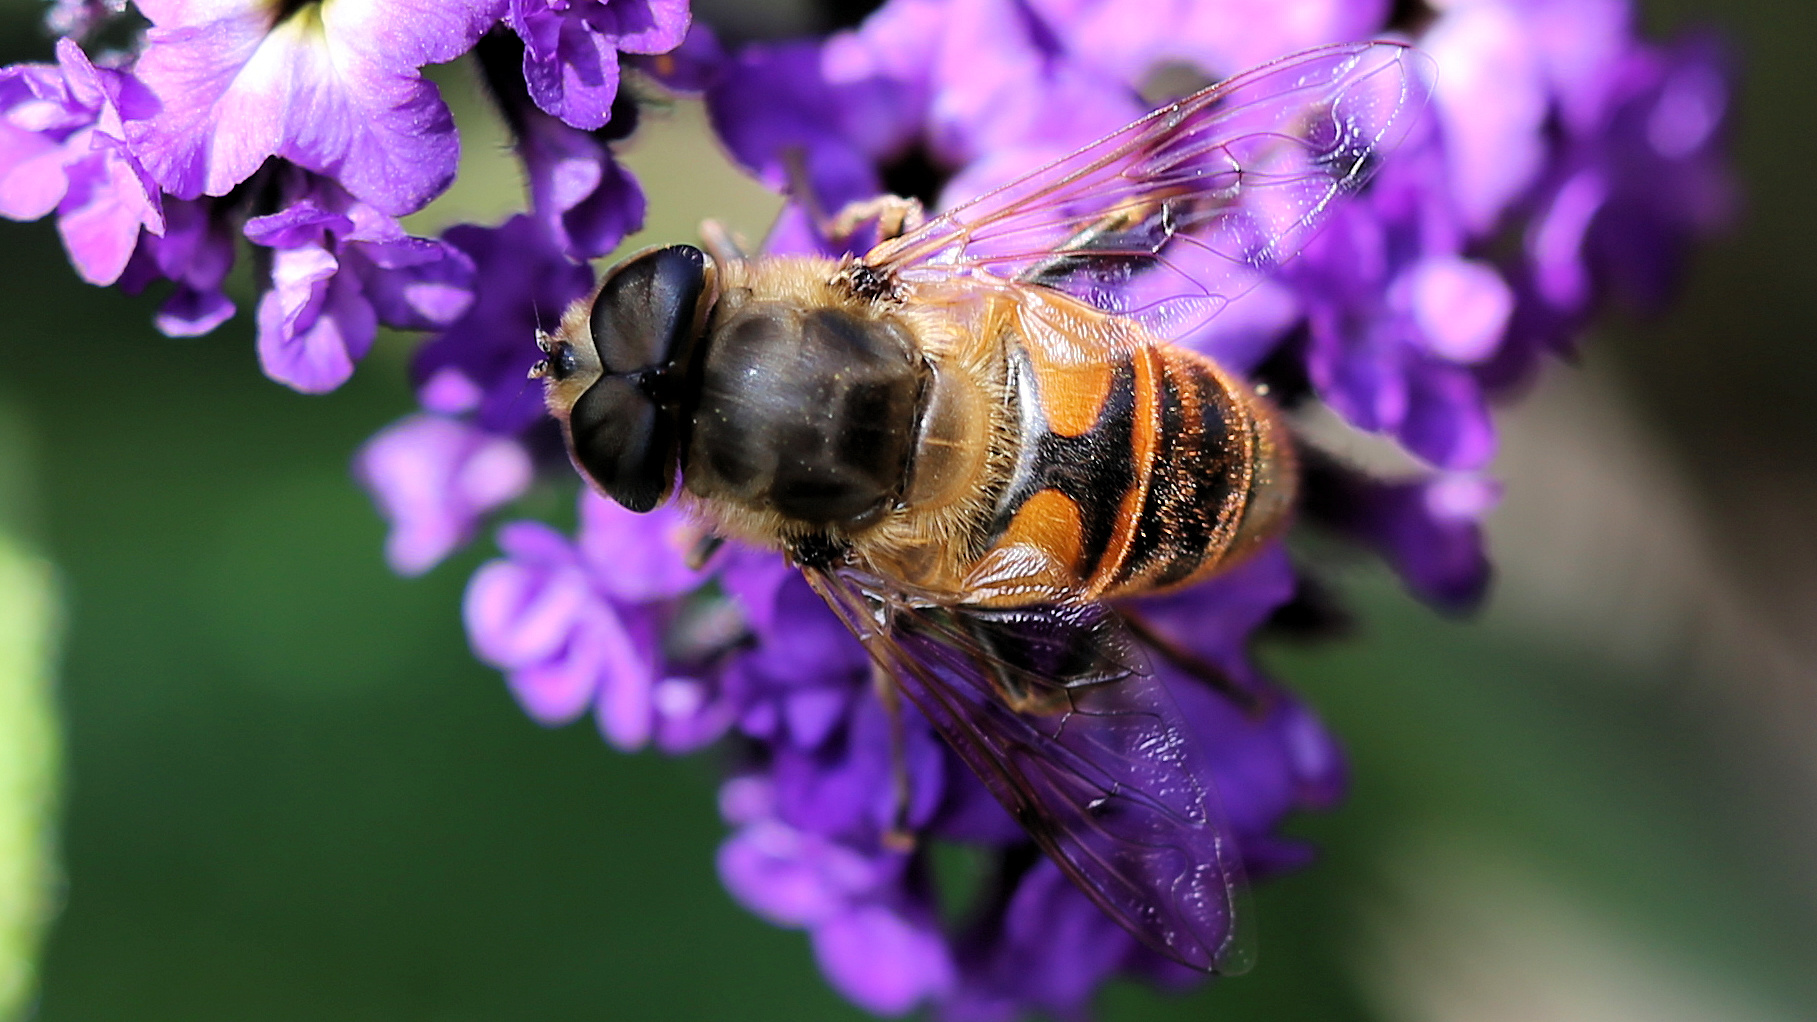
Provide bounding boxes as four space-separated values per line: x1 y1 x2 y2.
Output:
1422 0 1553 234
356 414 535 576
474 30 648 261
1288 127 1502 472
717 796 956 1016
704 36 922 255
517 107 646 259
45 0 128 41
118 194 238 336
414 214 595 435
628 18 724 93
465 492 741 751
1512 34 1732 358
243 169 476 392
129 0 504 216
1030 0 1389 85
946 859 1137 1022
0 39 163 285
505 0 690 130
1305 460 1499 611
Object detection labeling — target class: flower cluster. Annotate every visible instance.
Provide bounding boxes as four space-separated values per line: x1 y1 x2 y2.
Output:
1 0 687 392
1 0 1730 1018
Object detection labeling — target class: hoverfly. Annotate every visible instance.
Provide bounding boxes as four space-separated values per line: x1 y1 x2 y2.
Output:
532 42 1433 972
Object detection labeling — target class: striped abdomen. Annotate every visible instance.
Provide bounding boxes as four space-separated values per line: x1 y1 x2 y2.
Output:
962 296 1293 606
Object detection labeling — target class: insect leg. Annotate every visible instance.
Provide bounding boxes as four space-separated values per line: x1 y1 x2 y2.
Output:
684 531 725 571
872 661 919 852
698 218 748 265
825 194 928 244
1120 607 1269 717
776 145 926 247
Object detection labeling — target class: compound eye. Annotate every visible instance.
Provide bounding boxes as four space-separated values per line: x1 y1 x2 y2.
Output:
590 245 708 376
567 375 678 513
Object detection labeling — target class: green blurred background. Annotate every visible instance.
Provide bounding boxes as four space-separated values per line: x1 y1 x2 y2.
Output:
2 0 1815 1019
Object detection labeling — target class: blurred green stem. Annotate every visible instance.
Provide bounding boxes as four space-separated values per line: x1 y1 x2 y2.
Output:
0 405 60 1019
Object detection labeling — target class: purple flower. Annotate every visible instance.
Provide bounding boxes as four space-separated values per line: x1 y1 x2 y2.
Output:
356 414 535 576
1285 126 1503 472
413 214 595 435
717 799 955 1015
0 39 163 285
506 0 691 130
473 30 649 261
517 107 646 259
1304 460 1498 611
119 194 238 336
129 0 505 216
243 168 476 392
1515 34 1733 345
45 0 128 41
465 492 740 751
703 35 921 255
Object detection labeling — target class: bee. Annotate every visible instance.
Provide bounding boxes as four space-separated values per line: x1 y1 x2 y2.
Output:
533 42 1432 972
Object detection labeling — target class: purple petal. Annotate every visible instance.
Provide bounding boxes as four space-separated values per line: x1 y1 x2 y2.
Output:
1037 0 1390 85
1528 168 1608 311
519 108 647 259
599 0 691 55
510 0 689 129
770 694 943 840
1126 544 1296 675
134 196 239 336
133 0 502 215
1404 256 1514 364
812 902 953 1017
949 860 1132 1022
155 285 236 336
0 59 80 220
255 241 377 393
1307 307 1409 436
576 492 708 602
717 820 887 927
56 133 163 284
1398 362 1496 471
1425 2 1549 232
0 128 70 221
465 520 662 741
1525 0 1633 135
244 196 351 249
651 673 739 753
706 40 894 215
519 7 622 131
592 606 659 750
351 237 477 330
630 21 724 92
416 215 594 434
356 413 533 575
466 540 587 667
739 573 870 688
1305 465 1496 610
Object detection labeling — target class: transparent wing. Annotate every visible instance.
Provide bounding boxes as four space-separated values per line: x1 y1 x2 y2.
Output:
806 565 1250 973
865 42 1436 340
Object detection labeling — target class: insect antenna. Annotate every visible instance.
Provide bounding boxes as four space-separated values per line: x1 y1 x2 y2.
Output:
520 296 554 408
